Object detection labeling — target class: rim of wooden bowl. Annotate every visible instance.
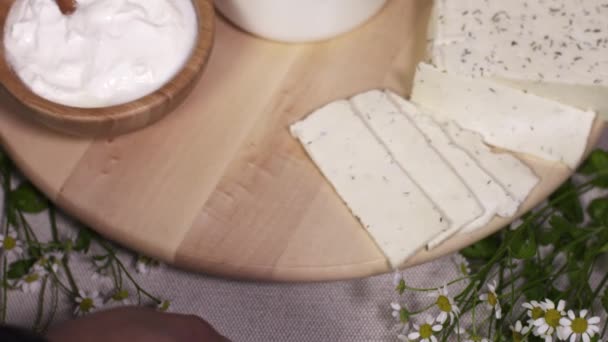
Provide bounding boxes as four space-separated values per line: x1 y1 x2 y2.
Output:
0 0 215 137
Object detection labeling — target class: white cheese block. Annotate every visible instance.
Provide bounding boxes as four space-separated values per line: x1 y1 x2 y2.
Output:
428 0 608 120
442 121 539 204
290 100 448 267
349 90 484 244
411 63 596 169
387 91 519 239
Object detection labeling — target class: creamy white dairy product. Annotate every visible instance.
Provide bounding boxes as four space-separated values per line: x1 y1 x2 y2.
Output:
428 0 608 120
4 0 197 108
290 100 448 268
350 90 483 242
387 92 518 243
411 63 596 169
442 121 539 204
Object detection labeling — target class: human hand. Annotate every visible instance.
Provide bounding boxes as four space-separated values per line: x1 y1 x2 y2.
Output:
46 307 229 342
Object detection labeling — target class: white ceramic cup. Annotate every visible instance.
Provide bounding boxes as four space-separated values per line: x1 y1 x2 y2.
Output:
215 0 387 43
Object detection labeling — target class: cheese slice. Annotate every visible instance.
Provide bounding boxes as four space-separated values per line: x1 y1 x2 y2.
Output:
428 0 608 120
387 91 519 240
349 90 484 244
290 100 448 267
442 121 539 204
411 63 596 169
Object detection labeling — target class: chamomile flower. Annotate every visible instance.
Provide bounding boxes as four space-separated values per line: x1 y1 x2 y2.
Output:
533 299 566 340
0 229 23 261
135 255 160 274
74 290 103 316
37 252 63 273
391 302 410 329
429 285 459 324
465 334 489 342
479 281 502 319
511 320 531 342
157 299 171 312
408 315 442 342
451 253 471 276
454 326 467 335
559 310 600 342
523 300 545 326
109 289 134 306
16 265 47 293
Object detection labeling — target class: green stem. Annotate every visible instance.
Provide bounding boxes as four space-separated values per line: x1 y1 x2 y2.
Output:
1 258 7 323
33 276 48 332
49 207 59 243
402 275 471 292
61 257 79 295
41 281 59 333
97 239 160 303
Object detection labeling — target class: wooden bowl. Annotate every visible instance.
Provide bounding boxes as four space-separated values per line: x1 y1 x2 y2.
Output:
0 0 215 137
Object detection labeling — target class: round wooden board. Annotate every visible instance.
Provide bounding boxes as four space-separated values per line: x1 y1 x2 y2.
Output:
0 0 605 282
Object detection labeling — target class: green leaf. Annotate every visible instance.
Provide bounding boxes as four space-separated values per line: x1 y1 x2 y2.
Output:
395 279 405 295
511 228 537 260
73 229 93 253
9 182 48 213
28 245 42 259
579 149 608 174
7 259 36 279
602 288 608 313
550 180 584 223
5 202 18 227
588 198 608 225
461 233 501 260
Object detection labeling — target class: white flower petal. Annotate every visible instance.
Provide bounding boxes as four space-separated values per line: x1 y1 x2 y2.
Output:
580 309 588 318
391 302 401 310
432 324 442 332
583 333 590 342
408 332 420 340
560 318 572 326
557 300 566 311
430 336 437 342
588 317 600 324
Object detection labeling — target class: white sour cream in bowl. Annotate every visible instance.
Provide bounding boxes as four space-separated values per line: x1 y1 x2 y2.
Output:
4 0 198 108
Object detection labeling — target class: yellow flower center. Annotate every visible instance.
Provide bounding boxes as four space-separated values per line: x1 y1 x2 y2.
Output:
3 236 16 250
79 298 94 313
112 290 129 301
460 262 468 275
487 292 498 306
512 331 523 342
571 318 588 334
419 324 433 339
436 295 452 312
24 273 39 283
545 309 562 328
531 307 545 320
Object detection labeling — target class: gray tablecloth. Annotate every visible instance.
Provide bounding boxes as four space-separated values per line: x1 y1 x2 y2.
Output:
3 130 607 342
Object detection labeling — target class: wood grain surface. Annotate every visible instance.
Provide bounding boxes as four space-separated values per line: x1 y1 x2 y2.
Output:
0 0 604 282
0 0 214 137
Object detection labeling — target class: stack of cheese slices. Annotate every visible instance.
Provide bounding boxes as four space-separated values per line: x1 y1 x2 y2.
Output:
290 0 603 268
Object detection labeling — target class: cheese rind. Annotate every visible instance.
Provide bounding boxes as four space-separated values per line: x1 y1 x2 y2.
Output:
443 121 539 204
350 90 484 244
290 100 448 267
387 91 519 240
411 63 596 169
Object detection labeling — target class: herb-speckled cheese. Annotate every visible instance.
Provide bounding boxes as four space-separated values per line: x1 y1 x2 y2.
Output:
387 92 519 241
350 90 484 243
442 121 539 204
429 0 608 119
411 63 596 169
290 100 448 267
